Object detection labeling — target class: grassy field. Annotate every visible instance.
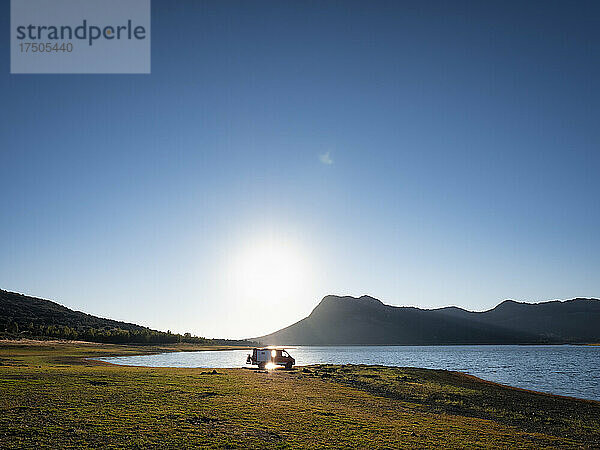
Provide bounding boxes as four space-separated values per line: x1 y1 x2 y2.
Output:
0 341 599 448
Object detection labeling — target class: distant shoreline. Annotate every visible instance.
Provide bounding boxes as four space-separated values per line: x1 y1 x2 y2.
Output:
4 337 600 349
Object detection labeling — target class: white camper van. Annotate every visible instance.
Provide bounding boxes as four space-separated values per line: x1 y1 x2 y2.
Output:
246 347 295 369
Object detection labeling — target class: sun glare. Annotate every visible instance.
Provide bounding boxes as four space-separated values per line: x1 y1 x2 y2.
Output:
231 237 307 305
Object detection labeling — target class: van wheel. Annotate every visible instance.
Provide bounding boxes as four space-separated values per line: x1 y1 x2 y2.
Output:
285 362 292 369
258 362 265 370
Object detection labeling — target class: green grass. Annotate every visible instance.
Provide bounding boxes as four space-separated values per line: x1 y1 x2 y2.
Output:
0 341 598 448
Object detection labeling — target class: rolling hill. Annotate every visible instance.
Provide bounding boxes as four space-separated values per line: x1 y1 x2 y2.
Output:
0 289 152 332
0 289 252 345
256 295 600 345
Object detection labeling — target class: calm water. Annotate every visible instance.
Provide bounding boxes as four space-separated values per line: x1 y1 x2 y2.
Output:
98 345 600 401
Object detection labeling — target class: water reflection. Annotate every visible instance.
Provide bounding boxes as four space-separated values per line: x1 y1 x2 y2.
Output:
97 345 600 401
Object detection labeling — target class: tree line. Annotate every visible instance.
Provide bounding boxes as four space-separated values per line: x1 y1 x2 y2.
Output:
1 320 253 345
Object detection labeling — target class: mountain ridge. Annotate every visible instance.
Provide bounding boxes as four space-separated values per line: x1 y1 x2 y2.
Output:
256 295 600 345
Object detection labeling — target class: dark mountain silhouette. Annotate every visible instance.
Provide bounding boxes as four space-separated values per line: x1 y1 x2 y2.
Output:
435 298 600 343
256 295 600 345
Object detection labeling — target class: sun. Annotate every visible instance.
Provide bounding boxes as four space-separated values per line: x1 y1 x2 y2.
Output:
231 237 307 305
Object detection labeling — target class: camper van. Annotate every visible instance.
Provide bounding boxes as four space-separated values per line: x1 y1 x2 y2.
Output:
246 347 295 369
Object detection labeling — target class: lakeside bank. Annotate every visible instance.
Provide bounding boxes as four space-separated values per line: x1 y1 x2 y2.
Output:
1 340 599 448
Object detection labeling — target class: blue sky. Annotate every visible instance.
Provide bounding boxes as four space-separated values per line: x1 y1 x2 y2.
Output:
1 1 598 338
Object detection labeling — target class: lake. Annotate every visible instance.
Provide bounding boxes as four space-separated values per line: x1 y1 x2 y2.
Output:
98 345 600 401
